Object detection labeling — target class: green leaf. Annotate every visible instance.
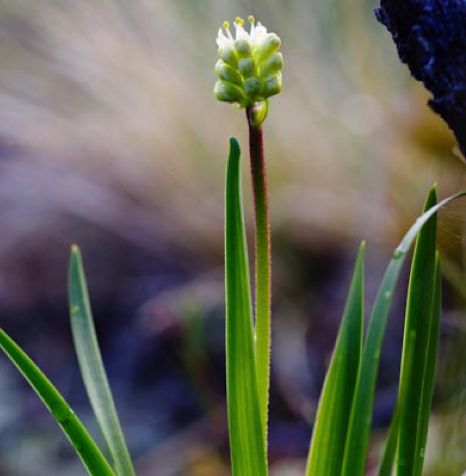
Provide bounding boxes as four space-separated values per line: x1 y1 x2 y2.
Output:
0 328 115 476
379 254 441 476
377 396 401 476
68 245 135 476
341 187 465 476
412 255 441 476
225 137 268 476
377 329 416 476
305 242 365 476
396 189 439 476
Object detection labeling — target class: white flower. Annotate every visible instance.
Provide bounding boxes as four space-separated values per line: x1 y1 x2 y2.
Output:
216 21 234 50
216 17 269 52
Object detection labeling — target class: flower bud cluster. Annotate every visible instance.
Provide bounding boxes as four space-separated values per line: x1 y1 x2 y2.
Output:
214 16 283 108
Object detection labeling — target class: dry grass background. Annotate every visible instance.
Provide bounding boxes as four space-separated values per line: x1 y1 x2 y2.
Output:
1 0 464 256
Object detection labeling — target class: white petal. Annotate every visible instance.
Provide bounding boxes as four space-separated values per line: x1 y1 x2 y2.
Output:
216 28 224 47
251 22 268 45
216 28 233 48
234 23 250 41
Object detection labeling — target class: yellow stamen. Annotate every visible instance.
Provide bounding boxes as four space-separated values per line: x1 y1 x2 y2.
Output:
235 16 245 27
223 21 230 30
248 15 255 24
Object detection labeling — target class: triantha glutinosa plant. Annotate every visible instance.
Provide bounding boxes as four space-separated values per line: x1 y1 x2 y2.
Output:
217 13 466 476
0 8 465 476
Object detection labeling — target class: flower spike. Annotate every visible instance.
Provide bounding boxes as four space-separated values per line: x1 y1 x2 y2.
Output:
214 15 283 120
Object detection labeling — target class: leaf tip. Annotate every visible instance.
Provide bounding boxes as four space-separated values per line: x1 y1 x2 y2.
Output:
424 185 438 211
68 245 84 285
228 136 241 156
70 244 80 255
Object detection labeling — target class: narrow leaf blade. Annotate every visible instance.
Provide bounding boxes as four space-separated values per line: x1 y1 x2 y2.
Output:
68 245 135 476
305 242 365 476
379 255 441 476
377 321 416 476
377 394 401 476
0 328 115 476
225 137 268 476
413 255 442 476
397 189 438 476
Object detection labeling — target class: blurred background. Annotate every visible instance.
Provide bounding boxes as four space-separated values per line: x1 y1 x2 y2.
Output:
0 0 465 474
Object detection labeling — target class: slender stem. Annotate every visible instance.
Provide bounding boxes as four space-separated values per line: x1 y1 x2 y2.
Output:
246 107 272 443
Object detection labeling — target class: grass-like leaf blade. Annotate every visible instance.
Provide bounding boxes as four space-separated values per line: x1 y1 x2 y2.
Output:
396 189 438 476
377 388 401 476
305 242 365 476
225 137 268 476
68 245 135 476
379 254 441 476
377 296 415 476
341 186 465 476
413 255 441 476
0 328 115 476
377 331 416 476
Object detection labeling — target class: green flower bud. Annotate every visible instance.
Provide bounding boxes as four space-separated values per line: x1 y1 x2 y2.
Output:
254 33 281 64
235 39 252 58
259 53 283 77
262 74 282 97
215 16 283 111
214 80 246 103
218 45 238 69
238 58 255 78
244 77 261 97
215 60 243 86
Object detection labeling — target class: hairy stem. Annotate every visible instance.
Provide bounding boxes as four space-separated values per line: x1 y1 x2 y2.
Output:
246 107 272 444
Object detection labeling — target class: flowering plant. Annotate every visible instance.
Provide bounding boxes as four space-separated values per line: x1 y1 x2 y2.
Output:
218 13 466 476
0 7 464 476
